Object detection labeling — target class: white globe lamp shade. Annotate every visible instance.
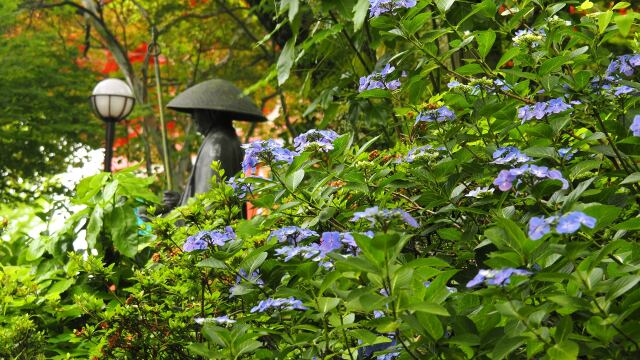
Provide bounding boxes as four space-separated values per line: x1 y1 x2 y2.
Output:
90 78 135 122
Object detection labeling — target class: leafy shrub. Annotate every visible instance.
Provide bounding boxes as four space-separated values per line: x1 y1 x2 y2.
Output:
5 0 640 359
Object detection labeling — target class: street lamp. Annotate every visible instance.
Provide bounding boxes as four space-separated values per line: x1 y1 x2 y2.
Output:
90 79 135 172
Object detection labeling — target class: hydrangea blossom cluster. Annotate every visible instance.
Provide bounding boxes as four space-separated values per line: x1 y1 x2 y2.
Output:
466 268 532 288
512 28 546 48
448 78 510 94
293 129 339 153
606 54 640 78
242 139 298 173
528 211 596 240
403 145 445 163
415 106 456 124
612 85 636 97
183 226 236 252
369 0 417 17
351 206 419 228
227 176 253 199
250 297 307 313
274 231 370 263
517 98 572 123
493 164 569 191
492 146 531 165
465 186 494 198
269 226 318 245
194 315 236 325
631 115 640 136
359 63 402 92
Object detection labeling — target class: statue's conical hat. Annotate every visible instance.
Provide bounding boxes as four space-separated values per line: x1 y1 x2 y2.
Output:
167 79 267 122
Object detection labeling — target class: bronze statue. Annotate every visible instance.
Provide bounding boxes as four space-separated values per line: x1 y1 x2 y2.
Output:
162 79 267 211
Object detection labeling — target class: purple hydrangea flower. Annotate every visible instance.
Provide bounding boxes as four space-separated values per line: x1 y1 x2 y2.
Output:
351 206 419 228
293 129 340 153
369 0 417 17
493 165 569 192
465 186 494 198
269 226 318 245
556 211 596 234
492 147 531 165
517 98 572 123
250 297 307 313
613 85 635 96
415 106 456 124
606 54 640 78
493 170 518 191
358 63 402 92
466 268 532 288
528 216 551 240
227 176 253 199
183 226 236 252
631 115 640 136
242 139 298 173
558 147 575 160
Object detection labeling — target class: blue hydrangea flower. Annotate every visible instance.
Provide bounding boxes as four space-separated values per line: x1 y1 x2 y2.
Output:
358 63 402 92
465 186 494 198
183 226 236 252
528 216 552 240
351 206 419 228
369 0 417 17
493 169 518 191
242 139 298 173
269 226 318 245
493 165 569 192
250 297 307 313
613 85 635 96
194 315 236 325
466 268 532 288
293 129 340 153
415 106 456 124
558 147 575 160
492 147 531 165
556 211 596 234
517 98 572 123
403 145 445 162
227 176 253 199
606 54 640 78
631 115 640 136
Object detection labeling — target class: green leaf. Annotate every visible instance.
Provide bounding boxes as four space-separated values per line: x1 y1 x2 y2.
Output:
477 30 496 59
85 205 103 250
547 340 579 360
357 88 390 98
613 217 640 230
277 37 296 86
456 63 484 75
435 0 456 13
317 297 340 313
491 336 527 360
353 0 369 32
197 258 227 269
285 168 305 192
621 172 640 184
416 313 444 340
410 302 450 316
496 47 520 69
539 56 569 76
607 275 640 300
110 206 140 258
615 12 635 37
598 10 614 34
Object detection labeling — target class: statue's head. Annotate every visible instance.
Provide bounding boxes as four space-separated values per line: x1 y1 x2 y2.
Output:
192 110 233 134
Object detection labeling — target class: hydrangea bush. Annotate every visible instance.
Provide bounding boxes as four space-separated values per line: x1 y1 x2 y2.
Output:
8 0 640 359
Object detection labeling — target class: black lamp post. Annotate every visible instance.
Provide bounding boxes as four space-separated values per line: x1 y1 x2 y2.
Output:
90 79 136 172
